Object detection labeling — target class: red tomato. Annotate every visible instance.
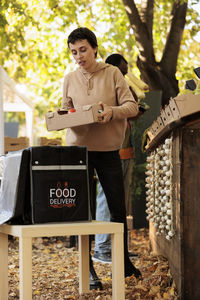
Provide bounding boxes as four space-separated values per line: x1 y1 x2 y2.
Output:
68 108 76 113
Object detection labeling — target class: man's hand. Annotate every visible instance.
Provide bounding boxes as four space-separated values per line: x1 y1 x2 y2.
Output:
97 101 113 123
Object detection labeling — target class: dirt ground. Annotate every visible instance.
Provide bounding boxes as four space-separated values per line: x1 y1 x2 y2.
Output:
8 228 179 299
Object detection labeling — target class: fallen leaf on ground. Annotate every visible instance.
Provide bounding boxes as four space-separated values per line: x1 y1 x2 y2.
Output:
7 229 179 299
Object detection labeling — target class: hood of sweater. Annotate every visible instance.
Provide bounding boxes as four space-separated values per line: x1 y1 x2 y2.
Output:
77 62 111 94
78 62 110 76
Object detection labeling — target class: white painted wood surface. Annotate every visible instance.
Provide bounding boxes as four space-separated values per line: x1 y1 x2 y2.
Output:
0 66 34 155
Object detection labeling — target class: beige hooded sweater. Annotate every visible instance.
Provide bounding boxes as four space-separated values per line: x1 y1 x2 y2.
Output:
62 62 138 151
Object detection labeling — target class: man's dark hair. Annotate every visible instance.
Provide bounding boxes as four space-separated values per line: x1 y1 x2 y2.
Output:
105 54 127 67
67 27 98 57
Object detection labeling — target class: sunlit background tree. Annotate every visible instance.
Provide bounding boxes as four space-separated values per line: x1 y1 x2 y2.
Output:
1 0 200 227
1 0 199 128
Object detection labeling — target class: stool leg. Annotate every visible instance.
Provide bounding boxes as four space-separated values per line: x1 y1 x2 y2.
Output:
0 233 8 300
78 235 89 294
19 237 32 300
111 232 125 300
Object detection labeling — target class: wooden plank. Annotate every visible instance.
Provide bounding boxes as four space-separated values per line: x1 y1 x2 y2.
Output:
181 127 200 300
146 113 200 151
0 233 8 300
111 232 125 300
0 65 34 109
0 221 123 238
169 128 184 297
79 235 89 293
19 237 32 300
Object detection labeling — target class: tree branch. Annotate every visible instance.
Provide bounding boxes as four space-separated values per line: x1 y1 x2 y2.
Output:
160 0 187 76
122 0 155 63
140 0 154 42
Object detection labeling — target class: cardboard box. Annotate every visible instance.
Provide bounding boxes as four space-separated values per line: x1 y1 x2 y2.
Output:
37 137 62 146
168 97 181 120
169 93 200 118
147 122 157 142
145 93 200 149
164 105 175 125
154 116 165 135
151 120 160 135
160 108 169 126
4 137 29 153
45 104 102 131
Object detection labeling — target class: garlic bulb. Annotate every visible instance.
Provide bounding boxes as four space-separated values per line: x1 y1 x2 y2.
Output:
145 135 175 240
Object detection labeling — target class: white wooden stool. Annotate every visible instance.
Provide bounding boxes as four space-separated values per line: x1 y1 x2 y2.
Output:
0 221 125 300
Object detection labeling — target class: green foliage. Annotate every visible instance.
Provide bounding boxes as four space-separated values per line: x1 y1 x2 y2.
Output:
0 0 200 136
4 111 25 124
131 162 147 196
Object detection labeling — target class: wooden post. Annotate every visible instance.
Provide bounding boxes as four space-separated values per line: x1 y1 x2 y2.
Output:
111 231 125 300
0 233 8 300
19 236 32 300
79 235 89 293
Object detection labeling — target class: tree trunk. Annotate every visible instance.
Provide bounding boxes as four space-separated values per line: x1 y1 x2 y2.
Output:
122 0 187 107
137 57 179 107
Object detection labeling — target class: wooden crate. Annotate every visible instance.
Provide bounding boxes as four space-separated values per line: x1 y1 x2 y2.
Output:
37 137 62 146
4 137 29 153
148 118 200 299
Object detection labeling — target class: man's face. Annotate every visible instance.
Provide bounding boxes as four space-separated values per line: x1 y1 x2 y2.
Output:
118 60 128 76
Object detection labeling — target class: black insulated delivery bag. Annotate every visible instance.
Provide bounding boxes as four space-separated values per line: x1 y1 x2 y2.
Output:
30 146 91 223
0 146 91 225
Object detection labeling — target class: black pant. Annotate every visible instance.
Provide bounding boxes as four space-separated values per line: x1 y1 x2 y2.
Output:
88 151 134 275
